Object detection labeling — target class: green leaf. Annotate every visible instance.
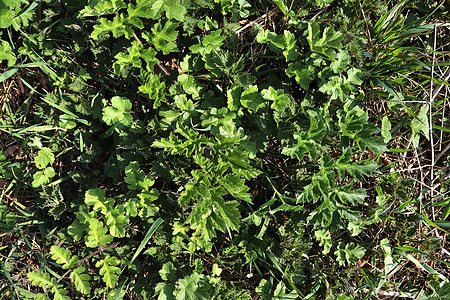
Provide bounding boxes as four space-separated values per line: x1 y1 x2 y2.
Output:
102 96 133 126
330 50 350 73
105 208 128 238
51 285 70 300
381 116 392 143
256 279 272 299
149 20 179 54
32 167 55 188
91 16 132 40
319 76 346 100
70 267 91 294
0 9 14 28
411 104 430 148
336 187 367 205
261 86 292 112
85 219 113 248
240 85 264 112
156 282 176 300
35 147 54 169
215 199 240 231
315 229 332 254
334 242 366 266
50 246 78 269
360 136 388 153
159 262 177 281
336 153 379 180
125 161 155 190
85 188 114 215
138 73 166 108
2 0 27 8
27 271 53 288
113 41 144 73
256 30 299 61
96 255 121 288
286 62 314 90
218 174 252 203
190 30 226 55
176 273 211 300
149 0 186 21
68 219 86 241
345 67 363 86
0 40 16 66
307 22 344 55
140 47 159 72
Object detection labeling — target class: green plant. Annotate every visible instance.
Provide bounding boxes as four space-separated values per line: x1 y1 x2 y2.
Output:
0 0 448 298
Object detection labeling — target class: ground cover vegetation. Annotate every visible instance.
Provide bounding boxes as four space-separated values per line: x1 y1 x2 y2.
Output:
0 0 449 298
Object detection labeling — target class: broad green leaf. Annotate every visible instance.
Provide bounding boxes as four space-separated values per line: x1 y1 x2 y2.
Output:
256 279 272 299
50 246 78 269
127 2 152 20
190 30 226 55
336 154 379 180
51 285 70 300
334 242 366 266
261 86 291 112
155 282 176 300
381 116 392 143
32 167 55 188
177 74 204 100
286 62 314 89
159 262 177 281
149 0 186 22
85 188 114 215
102 97 133 126
336 188 367 205
319 76 345 100
68 219 86 241
282 30 299 61
0 40 16 66
411 104 430 148
70 267 91 294
125 161 154 190
114 41 144 73
348 221 364 236
176 273 211 300
218 174 252 203
80 0 126 16
85 219 113 248
35 147 54 169
27 271 53 288
256 30 299 61
96 255 121 288
0 9 14 28
105 208 128 238
380 238 395 276
149 20 179 54
359 136 388 153
138 73 166 108
91 16 132 40
308 22 344 55
330 50 350 73
2 0 27 8
112 96 132 111
240 85 264 112
215 199 240 231
140 47 159 72
345 67 363 86
315 229 332 254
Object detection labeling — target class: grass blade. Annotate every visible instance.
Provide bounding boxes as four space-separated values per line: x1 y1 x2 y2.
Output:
130 217 164 264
